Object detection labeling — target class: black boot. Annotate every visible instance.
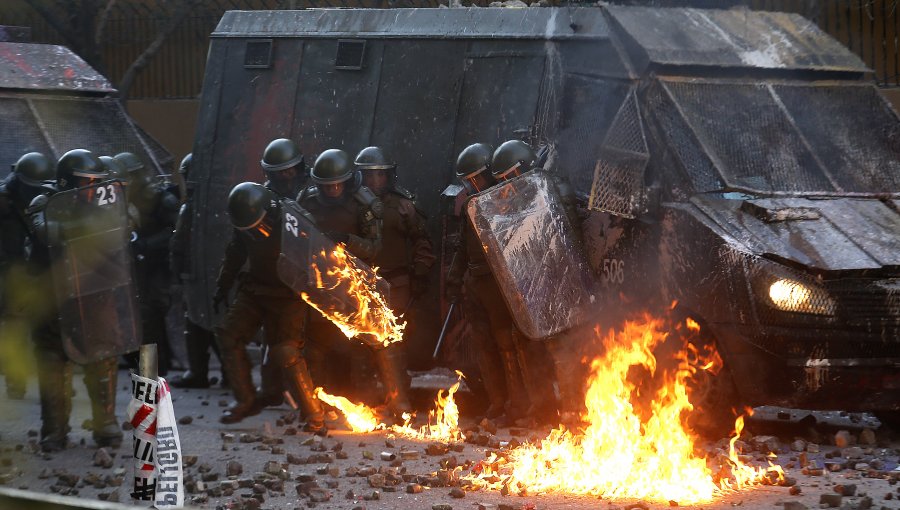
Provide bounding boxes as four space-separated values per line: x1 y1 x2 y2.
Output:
218 340 261 424
515 333 558 422
373 345 412 417
84 357 123 448
274 344 325 433
37 355 73 452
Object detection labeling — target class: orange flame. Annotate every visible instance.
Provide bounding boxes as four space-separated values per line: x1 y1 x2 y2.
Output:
301 243 405 347
466 316 781 503
391 371 466 443
314 387 383 433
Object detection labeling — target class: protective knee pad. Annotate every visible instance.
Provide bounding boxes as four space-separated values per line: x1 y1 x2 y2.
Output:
271 343 304 370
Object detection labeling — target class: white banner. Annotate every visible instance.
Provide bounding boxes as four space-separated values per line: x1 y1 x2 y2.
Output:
127 374 184 508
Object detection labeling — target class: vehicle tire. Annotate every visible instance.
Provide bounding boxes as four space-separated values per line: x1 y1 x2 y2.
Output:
687 360 743 439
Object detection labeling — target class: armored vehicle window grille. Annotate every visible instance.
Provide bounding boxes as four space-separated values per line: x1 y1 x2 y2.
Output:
645 83 722 193
244 39 273 69
773 84 900 193
30 98 150 170
555 75 629 201
588 89 648 218
663 81 836 194
0 97 53 171
335 40 366 70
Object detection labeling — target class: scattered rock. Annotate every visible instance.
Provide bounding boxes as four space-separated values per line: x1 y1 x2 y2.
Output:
367 473 385 488
183 455 198 467
433 505 453 510
782 502 808 510
178 415 193 425
363 490 380 501
400 450 419 460
345 489 355 500
859 428 876 446
93 448 114 469
426 443 450 456
287 454 304 465
407 483 423 494
226 461 243 477
834 431 852 449
790 439 807 452
308 488 331 502
789 486 802 496
479 418 498 435
263 461 282 476
835 484 857 497
450 487 466 498
820 494 842 507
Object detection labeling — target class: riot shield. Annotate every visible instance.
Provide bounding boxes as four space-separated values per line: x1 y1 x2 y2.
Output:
45 180 142 364
276 199 394 348
466 170 595 340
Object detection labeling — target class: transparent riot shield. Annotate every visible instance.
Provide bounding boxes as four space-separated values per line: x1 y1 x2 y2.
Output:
45 180 142 364
276 199 393 348
466 170 595 340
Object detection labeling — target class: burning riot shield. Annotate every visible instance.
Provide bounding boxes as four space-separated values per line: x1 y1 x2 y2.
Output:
44 180 142 364
276 199 397 348
466 170 595 340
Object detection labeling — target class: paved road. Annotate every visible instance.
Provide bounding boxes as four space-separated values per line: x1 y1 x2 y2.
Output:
0 368 898 510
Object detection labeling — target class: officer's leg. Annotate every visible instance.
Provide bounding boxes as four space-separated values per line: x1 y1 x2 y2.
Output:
172 306 212 388
462 280 507 419
215 289 264 424
83 356 122 447
257 338 284 408
33 319 73 452
141 285 173 376
372 342 412 417
265 299 324 432
476 278 529 420
513 329 558 422
546 331 587 424
304 317 334 392
0 315 29 399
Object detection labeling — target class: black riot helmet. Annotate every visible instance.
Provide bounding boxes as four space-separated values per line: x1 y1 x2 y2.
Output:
13 152 54 187
492 140 536 182
56 149 107 190
227 182 279 235
261 139 304 173
179 153 192 178
311 149 355 185
113 152 144 175
455 143 495 194
99 155 127 182
355 146 396 196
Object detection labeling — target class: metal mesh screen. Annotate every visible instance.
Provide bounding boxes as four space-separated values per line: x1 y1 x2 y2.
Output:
774 84 900 193
664 81 835 193
30 98 153 169
588 89 648 217
0 97 53 177
645 83 723 192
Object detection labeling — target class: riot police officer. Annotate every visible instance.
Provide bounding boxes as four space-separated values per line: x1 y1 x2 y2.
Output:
355 146 435 409
170 154 223 389
299 149 411 416
0 152 55 399
255 138 307 406
262 138 307 198
446 143 529 421
214 182 325 431
115 152 180 376
27 149 125 451
491 140 561 420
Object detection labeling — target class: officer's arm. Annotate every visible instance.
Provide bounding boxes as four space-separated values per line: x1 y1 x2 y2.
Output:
347 199 383 261
215 229 247 293
445 219 469 288
401 200 436 276
26 194 56 247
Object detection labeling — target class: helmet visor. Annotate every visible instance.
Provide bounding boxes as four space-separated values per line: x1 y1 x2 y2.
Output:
494 162 524 182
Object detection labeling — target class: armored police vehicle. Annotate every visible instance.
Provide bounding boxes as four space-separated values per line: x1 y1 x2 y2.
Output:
187 6 900 416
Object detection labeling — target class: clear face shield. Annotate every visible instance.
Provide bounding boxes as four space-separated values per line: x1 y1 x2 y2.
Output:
493 161 525 183
460 167 495 194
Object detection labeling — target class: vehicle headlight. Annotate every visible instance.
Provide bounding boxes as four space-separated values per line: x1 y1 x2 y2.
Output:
767 278 835 316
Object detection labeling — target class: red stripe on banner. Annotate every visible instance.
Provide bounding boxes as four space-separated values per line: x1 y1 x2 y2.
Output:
140 463 154 471
146 419 156 436
131 404 154 428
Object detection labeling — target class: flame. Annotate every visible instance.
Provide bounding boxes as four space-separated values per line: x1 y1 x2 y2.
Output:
314 387 383 433
315 372 466 442
301 243 405 347
466 315 782 503
390 370 466 442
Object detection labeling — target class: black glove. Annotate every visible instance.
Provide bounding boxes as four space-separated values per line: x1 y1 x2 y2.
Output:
444 283 461 304
326 231 349 245
213 287 229 314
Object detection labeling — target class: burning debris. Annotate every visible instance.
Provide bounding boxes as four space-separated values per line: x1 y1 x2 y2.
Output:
465 316 783 504
301 244 405 347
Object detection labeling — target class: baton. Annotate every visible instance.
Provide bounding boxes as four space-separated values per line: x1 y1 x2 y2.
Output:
432 302 455 360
